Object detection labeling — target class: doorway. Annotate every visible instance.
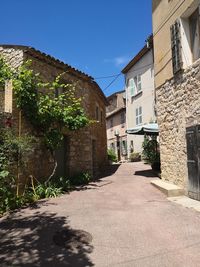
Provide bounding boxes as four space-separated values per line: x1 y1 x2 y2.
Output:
186 125 200 200
54 136 68 178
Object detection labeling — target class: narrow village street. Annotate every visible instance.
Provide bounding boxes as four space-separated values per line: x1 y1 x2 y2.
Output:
1 162 200 267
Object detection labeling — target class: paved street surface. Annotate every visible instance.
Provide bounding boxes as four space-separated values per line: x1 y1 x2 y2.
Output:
1 162 200 267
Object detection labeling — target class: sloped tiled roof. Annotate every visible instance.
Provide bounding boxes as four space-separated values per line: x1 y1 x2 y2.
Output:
0 44 108 104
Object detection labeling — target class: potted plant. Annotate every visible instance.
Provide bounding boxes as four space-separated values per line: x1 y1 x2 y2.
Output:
107 149 117 164
129 152 141 162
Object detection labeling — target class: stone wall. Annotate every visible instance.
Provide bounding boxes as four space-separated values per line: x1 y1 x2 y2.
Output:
0 46 107 185
156 59 200 190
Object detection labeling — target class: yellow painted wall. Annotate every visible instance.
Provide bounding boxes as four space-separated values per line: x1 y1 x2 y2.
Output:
152 0 196 88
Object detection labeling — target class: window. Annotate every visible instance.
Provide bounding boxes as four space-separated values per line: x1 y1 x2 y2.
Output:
128 78 135 96
110 118 113 129
136 74 142 92
120 112 125 126
170 20 182 74
100 110 103 124
174 5 200 71
127 75 142 98
96 106 99 121
136 106 142 125
189 8 200 62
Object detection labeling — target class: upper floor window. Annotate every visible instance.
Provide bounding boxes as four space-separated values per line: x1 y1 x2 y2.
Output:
127 75 142 98
135 74 142 93
172 5 200 73
128 78 135 96
100 110 103 124
96 106 99 121
120 112 125 126
170 20 182 74
188 8 200 62
136 106 142 125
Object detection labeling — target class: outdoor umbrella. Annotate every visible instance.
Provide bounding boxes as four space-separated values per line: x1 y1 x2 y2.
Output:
126 123 159 136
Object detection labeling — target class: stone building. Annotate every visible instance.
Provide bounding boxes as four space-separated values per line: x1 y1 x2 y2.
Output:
0 45 108 183
152 0 200 198
106 90 127 161
122 36 156 157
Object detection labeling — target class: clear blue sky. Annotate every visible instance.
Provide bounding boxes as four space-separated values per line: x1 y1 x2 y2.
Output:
1 0 152 96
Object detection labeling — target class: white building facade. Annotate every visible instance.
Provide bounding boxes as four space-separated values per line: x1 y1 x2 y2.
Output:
122 37 156 158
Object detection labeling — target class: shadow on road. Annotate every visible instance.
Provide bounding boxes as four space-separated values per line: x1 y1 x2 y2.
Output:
0 211 94 267
134 169 159 178
99 164 121 178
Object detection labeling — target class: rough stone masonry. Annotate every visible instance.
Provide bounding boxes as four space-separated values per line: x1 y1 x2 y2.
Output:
156 58 200 191
0 45 108 187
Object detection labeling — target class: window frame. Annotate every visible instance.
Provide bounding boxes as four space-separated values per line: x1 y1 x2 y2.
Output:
170 19 182 74
110 118 113 130
136 106 142 126
95 105 99 121
120 111 125 126
128 78 135 97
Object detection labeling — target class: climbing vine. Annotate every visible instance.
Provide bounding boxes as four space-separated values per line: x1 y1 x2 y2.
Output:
12 60 89 151
0 57 91 214
0 58 89 153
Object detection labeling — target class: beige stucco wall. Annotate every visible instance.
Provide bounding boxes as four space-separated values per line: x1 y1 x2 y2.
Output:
152 0 198 88
106 110 127 160
106 91 127 160
125 49 155 155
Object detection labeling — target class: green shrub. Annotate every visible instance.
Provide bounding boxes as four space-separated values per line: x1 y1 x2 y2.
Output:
142 136 160 170
107 149 117 162
70 172 91 186
33 183 63 199
129 152 141 162
51 176 70 191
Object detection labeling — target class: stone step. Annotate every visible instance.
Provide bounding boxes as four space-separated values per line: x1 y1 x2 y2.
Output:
151 179 184 197
168 196 200 212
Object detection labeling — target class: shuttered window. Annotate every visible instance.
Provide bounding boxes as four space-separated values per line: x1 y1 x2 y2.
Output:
170 20 182 74
129 78 135 96
137 75 142 92
136 106 142 125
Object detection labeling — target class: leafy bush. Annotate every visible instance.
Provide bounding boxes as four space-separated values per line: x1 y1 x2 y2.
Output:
129 152 141 162
0 57 91 216
70 172 91 186
33 183 63 199
142 136 160 170
107 149 117 162
51 176 71 191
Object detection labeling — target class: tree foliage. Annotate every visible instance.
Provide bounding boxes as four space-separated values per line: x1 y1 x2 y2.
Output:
0 57 90 215
12 60 89 151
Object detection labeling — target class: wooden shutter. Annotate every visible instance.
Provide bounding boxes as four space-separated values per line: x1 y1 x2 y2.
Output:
136 108 138 125
170 20 182 74
129 78 135 96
